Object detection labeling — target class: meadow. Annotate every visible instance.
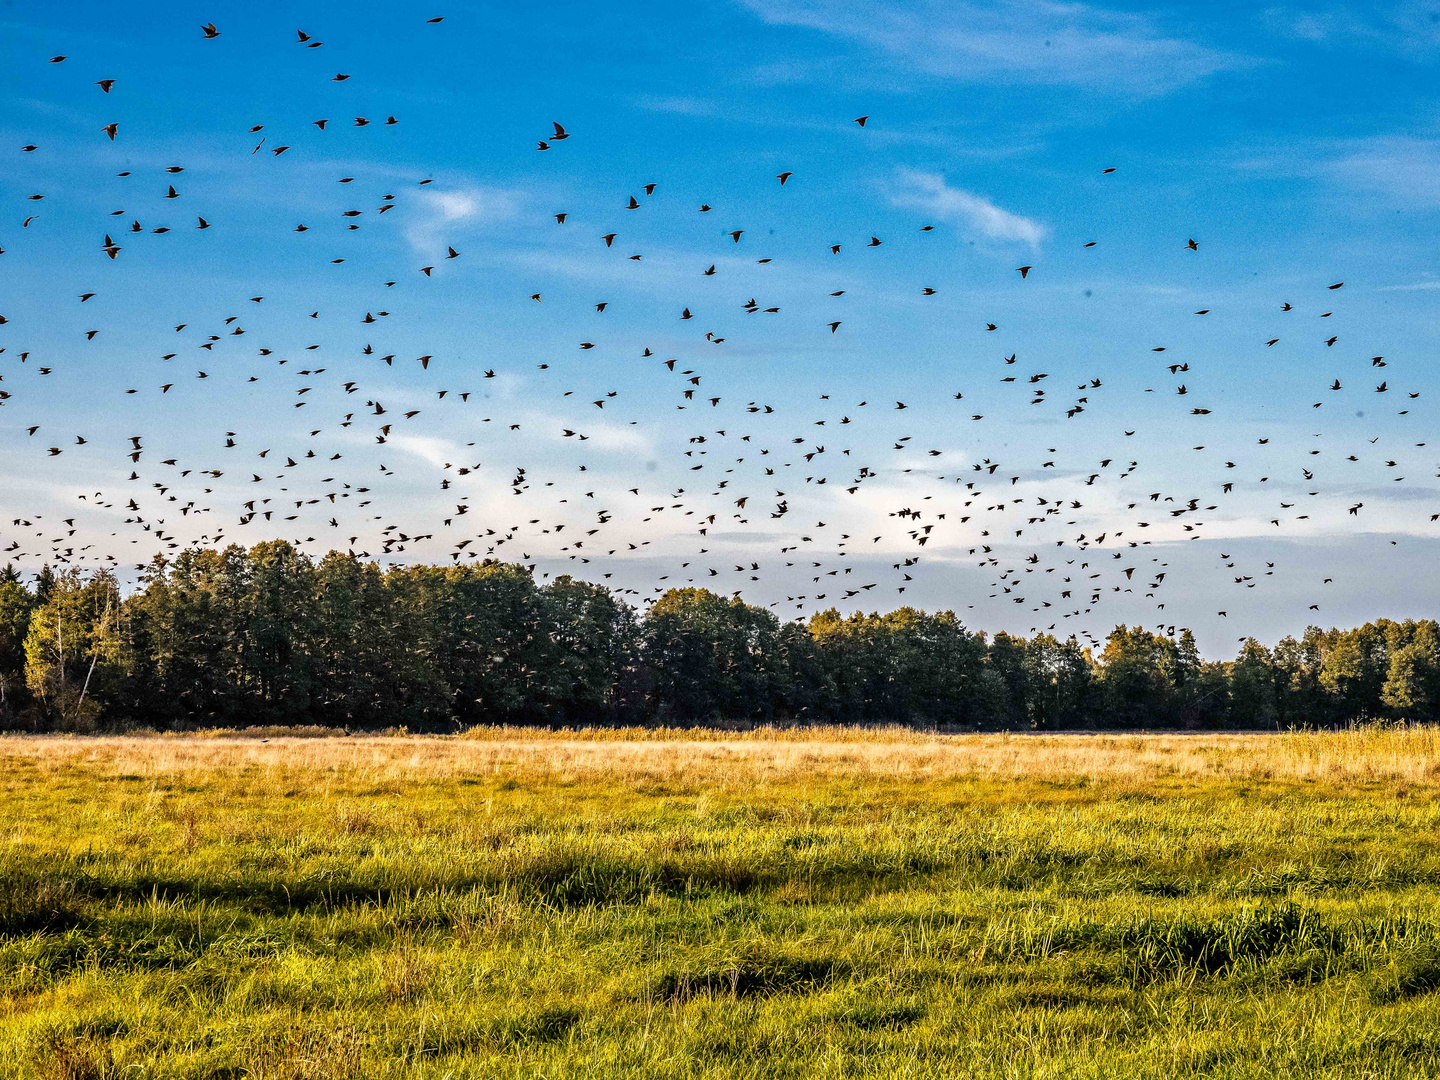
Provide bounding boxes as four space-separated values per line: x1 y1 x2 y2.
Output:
3 726 1440 1078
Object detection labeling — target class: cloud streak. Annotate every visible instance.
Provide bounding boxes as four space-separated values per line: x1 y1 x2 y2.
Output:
403 185 524 255
1325 136 1440 208
734 0 1242 96
889 168 1047 247
1261 2 1440 59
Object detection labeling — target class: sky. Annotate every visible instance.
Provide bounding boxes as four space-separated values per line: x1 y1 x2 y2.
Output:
1 0 1438 658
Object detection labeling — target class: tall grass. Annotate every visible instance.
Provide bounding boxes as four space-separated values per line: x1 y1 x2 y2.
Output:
1 729 1438 1077
10 724 1440 787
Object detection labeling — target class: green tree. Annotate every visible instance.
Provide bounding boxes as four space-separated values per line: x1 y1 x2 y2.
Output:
1228 639 1278 728
1380 622 1440 722
34 564 56 604
241 541 319 721
23 569 125 730
1272 631 1326 727
986 632 1029 727
0 573 37 717
539 575 640 725
806 607 988 725
1316 623 1387 722
644 588 790 721
1022 634 1094 730
310 552 446 728
404 560 557 724
1096 626 1177 726
124 547 253 726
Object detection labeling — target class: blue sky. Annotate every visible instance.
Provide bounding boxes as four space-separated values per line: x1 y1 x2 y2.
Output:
1 0 1438 657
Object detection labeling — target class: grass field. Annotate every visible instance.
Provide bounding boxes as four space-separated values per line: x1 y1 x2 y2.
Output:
3 727 1440 1078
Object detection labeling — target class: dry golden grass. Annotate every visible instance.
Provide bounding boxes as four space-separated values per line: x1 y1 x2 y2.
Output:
4 725 1438 788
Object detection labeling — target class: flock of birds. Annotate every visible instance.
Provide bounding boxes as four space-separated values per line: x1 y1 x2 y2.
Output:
1 17 1434 652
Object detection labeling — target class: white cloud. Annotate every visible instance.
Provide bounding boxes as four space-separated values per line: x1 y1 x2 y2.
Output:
527 412 653 453
889 168 1046 247
1325 136 1440 207
387 434 461 469
734 0 1241 96
1260 3 1440 57
633 94 722 117
404 185 523 254
1233 134 1440 211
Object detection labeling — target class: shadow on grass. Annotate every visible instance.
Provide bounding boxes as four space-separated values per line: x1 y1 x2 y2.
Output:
652 950 848 1003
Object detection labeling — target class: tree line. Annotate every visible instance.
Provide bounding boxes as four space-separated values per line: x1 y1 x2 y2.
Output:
0 542 1435 732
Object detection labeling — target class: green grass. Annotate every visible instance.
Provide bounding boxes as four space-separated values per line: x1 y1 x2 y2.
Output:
2 733 1440 1077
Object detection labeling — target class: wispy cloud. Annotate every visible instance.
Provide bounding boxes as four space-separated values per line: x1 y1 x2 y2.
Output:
403 185 524 255
734 0 1242 96
888 168 1046 247
633 94 722 118
1325 136 1440 208
1261 2 1440 58
526 412 653 453
1233 134 1440 210
388 434 463 470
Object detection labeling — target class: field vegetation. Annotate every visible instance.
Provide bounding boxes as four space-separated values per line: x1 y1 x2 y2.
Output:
2 727 1440 1077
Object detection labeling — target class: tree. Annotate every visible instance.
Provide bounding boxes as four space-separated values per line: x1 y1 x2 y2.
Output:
1380 622 1440 722
1022 634 1094 730
644 589 790 721
23 569 125 731
3 540 1433 732
240 541 320 721
1228 639 1277 728
1317 623 1387 722
530 575 641 724
805 607 988 725
1169 630 1230 728
124 547 253 726
0 575 37 718
882 608 988 724
310 552 446 728
34 564 56 604
1096 626 1177 727
986 632 1029 727
408 560 559 724
1271 633 1320 727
